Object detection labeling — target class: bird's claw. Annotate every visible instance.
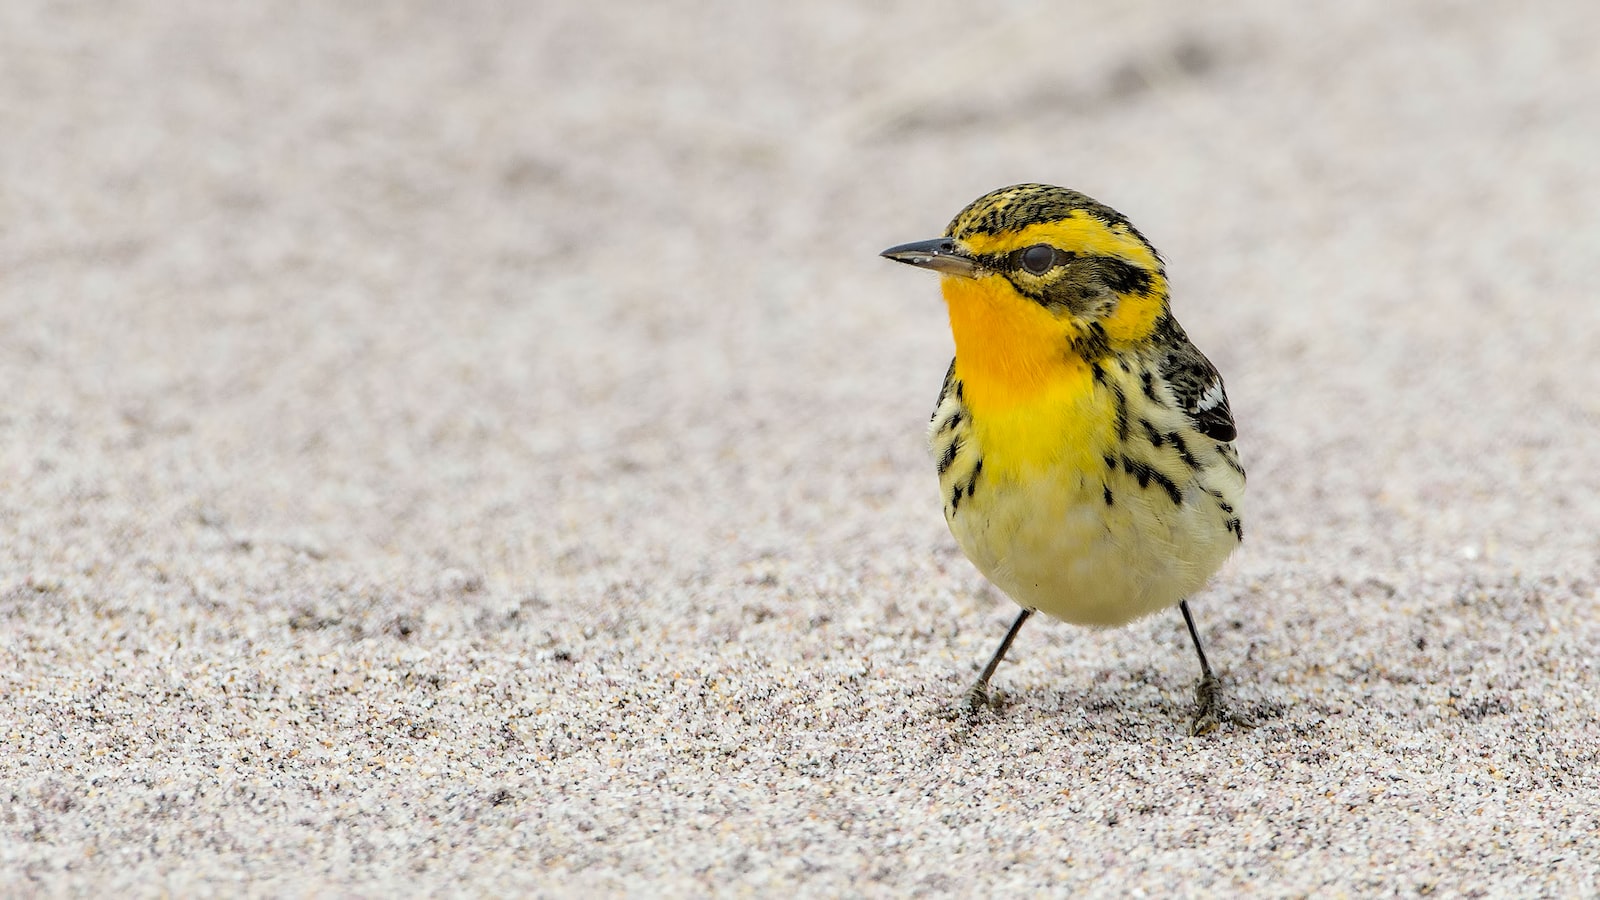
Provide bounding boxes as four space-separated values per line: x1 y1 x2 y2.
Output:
1189 672 1223 735
953 683 990 719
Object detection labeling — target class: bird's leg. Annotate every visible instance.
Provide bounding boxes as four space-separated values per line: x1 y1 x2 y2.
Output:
961 608 1033 715
1180 599 1223 734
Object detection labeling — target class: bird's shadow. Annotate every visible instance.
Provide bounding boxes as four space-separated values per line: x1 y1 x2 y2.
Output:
925 662 1290 748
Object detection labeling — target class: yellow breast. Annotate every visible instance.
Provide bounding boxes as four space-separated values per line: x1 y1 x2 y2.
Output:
940 274 1114 481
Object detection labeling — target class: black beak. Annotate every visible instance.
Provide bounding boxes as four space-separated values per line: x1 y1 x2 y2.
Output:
880 238 978 278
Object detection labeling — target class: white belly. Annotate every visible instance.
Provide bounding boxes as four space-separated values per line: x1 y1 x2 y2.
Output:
948 468 1238 626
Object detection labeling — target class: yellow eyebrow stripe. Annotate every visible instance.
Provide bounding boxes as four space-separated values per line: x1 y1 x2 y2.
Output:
960 211 1160 272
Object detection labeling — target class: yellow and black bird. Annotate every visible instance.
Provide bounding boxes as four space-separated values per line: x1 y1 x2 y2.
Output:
882 183 1244 732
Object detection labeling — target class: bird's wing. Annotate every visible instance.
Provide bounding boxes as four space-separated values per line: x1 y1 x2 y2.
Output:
1157 321 1237 443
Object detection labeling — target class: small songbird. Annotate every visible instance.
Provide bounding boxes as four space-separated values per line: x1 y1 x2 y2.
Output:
882 183 1245 733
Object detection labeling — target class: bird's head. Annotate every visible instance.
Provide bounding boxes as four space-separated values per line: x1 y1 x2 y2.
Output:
882 184 1170 361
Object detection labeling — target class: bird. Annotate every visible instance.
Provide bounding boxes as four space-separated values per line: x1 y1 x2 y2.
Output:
881 183 1245 733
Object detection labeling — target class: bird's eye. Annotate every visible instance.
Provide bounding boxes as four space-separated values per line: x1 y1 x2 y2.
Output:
1018 244 1057 275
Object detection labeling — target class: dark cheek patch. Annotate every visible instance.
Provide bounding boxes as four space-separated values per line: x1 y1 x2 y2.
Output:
999 254 1152 320
1040 279 1110 315
1098 258 1153 295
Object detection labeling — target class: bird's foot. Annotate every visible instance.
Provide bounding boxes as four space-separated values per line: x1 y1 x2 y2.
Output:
963 683 990 714
1190 672 1224 736
940 682 990 721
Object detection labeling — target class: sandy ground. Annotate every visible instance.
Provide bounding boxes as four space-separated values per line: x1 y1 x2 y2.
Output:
3 0 1599 894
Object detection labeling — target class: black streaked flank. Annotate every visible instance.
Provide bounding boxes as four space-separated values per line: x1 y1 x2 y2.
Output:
1103 484 1114 506
1168 430 1201 469
1121 455 1183 505
938 435 962 476
1219 447 1246 478
1142 419 1165 448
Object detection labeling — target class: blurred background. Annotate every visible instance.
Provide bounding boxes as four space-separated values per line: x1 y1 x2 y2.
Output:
5 1 1594 605
2 0 1598 890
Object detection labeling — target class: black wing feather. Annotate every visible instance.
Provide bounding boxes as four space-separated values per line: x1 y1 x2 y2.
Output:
1155 317 1237 443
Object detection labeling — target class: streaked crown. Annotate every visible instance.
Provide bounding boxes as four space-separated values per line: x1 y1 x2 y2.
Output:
945 183 1149 249
942 184 1170 338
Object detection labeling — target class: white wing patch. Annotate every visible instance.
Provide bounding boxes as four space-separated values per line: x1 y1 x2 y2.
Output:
1194 379 1226 414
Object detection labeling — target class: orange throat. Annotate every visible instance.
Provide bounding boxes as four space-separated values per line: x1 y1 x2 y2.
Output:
941 274 1086 411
